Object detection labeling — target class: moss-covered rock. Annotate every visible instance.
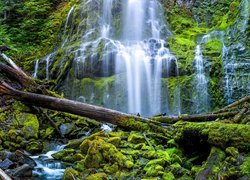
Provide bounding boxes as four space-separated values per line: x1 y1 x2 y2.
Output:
240 156 250 177
86 173 108 180
26 140 43 154
128 132 145 144
63 167 79 180
21 114 39 139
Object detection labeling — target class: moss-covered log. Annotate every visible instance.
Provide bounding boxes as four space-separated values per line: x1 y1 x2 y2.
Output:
174 121 250 151
151 111 238 124
0 81 171 137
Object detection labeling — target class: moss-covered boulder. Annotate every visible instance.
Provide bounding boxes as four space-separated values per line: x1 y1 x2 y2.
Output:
21 114 39 139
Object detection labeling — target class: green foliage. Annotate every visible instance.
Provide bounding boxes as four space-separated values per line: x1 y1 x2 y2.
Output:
0 0 71 70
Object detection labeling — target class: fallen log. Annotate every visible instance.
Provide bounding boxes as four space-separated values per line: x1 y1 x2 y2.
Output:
150 111 238 124
213 94 250 114
0 81 171 137
233 102 248 123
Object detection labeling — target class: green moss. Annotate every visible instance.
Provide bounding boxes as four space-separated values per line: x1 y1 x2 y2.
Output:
26 140 43 154
63 167 79 180
225 147 239 158
144 158 165 177
103 163 119 174
86 173 108 180
128 132 145 144
174 122 250 150
240 157 250 176
84 140 104 168
163 172 175 180
52 149 76 163
107 137 121 147
22 113 39 139
40 127 55 139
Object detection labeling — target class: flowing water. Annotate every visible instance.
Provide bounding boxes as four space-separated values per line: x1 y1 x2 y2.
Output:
192 45 209 113
222 0 250 103
33 60 39 78
31 145 66 180
60 0 180 116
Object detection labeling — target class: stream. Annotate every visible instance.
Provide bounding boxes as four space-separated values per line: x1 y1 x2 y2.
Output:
31 144 67 180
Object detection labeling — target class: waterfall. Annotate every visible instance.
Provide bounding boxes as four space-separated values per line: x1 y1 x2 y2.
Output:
61 6 74 47
33 60 39 78
59 0 180 117
101 0 113 38
222 0 250 103
192 45 209 113
239 0 249 32
113 0 179 116
44 53 55 80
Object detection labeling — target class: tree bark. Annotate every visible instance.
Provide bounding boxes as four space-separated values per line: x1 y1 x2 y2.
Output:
0 81 170 136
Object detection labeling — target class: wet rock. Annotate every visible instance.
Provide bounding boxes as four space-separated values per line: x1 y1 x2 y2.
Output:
0 151 17 162
15 150 36 168
0 158 15 170
6 164 33 177
59 123 76 136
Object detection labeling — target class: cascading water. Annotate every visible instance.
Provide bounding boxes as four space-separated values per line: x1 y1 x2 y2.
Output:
31 145 66 180
61 6 74 48
60 0 180 116
222 0 250 103
33 60 39 78
192 45 209 113
191 0 250 107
